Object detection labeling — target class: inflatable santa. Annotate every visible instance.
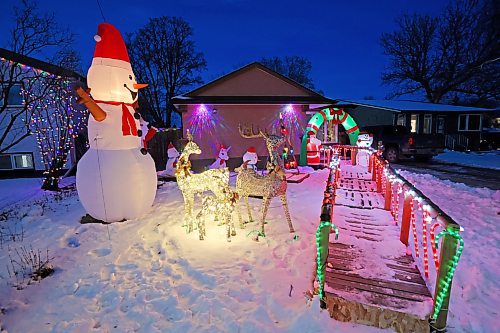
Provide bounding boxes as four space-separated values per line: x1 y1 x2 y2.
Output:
139 116 157 152
75 23 157 222
306 132 322 167
241 147 258 171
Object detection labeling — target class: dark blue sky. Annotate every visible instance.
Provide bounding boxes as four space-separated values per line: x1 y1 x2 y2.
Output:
0 0 447 100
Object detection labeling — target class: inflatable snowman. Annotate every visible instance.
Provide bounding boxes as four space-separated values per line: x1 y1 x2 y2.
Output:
163 143 179 176
75 23 157 222
356 132 373 167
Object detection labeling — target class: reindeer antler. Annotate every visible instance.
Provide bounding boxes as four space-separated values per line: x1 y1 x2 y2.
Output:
239 124 264 139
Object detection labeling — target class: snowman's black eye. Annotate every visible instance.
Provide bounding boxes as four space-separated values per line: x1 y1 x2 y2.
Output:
129 75 133 80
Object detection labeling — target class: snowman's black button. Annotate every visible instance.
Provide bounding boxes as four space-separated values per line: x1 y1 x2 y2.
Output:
134 112 141 119
137 130 143 137
147 124 152 129
140 148 148 155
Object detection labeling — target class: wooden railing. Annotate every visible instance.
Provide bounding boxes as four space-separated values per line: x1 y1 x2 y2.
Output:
316 145 464 331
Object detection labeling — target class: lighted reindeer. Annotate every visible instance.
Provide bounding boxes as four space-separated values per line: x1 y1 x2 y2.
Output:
196 189 239 242
209 146 231 169
235 161 294 238
176 132 230 232
238 124 286 171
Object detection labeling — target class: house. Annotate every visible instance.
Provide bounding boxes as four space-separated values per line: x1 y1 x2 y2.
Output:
335 99 496 150
172 62 334 170
0 48 85 177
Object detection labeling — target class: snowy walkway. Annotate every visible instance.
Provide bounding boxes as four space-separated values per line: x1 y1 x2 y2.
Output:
323 164 433 330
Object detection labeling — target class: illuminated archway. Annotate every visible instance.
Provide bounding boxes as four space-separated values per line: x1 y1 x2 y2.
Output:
299 107 359 166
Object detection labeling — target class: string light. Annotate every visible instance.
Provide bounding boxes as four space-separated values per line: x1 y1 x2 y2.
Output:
410 197 419 257
316 220 338 300
432 227 464 321
422 206 431 277
430 222 442 270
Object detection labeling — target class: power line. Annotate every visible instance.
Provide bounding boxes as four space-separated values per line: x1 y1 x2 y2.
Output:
96 0 106 22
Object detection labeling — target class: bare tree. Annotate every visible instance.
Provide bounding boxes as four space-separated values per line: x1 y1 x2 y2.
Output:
0 0 74 153
127 17 207 127
260 56 317 90
380 0 499 105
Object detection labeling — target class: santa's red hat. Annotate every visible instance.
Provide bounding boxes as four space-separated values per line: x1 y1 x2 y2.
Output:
92 23 131 69
247 147 257 154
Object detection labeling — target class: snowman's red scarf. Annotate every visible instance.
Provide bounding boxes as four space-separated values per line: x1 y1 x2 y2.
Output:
94 100 138 136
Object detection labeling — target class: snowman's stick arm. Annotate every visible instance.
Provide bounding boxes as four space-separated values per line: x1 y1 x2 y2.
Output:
74 86 107 122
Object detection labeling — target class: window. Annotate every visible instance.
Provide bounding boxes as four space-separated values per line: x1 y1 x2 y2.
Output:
423 114 432 134
0 155 13 169
14 154 33 169
0 83 23 106
458 114 481 131
396 114 406 126
410 114 419 133
437 116 445 134
0 153 34 170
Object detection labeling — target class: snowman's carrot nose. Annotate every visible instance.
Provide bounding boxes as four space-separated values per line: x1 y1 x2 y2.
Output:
133 83 148 89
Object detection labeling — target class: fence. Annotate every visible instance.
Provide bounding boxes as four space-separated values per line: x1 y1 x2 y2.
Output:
315 145 464 331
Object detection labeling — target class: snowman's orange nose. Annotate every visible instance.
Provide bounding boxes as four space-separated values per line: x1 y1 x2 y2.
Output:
133 83 148 89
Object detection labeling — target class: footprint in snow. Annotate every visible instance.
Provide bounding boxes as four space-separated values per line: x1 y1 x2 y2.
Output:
88 248 111 257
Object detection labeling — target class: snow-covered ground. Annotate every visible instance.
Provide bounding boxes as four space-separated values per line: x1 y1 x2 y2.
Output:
0 167 497 332
399 171 500 333
0 170 383 333
435 150 500 170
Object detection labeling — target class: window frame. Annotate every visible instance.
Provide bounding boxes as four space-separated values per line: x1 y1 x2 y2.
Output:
458 114 482 132
423 114 433 134
0 82 24 107
436 116 445 134
396 113 406 127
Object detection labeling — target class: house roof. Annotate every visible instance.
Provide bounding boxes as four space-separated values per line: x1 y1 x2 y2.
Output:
0 48 85 81
172 62 334 105
337 99 494 112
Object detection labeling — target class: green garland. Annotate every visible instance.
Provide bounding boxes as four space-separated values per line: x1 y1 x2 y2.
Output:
432 227 464 320
316 221 339 300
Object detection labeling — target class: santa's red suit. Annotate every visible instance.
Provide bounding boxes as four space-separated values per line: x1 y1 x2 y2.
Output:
306 134 322 166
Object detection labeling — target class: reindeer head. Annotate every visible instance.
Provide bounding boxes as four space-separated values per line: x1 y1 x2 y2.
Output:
239 124 285 155
182 131 201 156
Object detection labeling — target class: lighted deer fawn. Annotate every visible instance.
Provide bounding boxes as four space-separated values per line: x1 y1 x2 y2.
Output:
176 132 230 232
196 189 239 242
235 161 294 238
238 124 286 171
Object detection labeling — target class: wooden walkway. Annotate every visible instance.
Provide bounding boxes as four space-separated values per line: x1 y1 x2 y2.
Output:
323 164 433 333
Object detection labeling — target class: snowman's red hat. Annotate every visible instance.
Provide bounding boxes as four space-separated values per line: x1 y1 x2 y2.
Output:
168 143 175 149
92 23 131 70
247 147 257 153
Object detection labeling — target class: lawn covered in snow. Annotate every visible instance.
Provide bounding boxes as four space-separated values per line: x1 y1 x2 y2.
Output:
0 171 383 333
399 171 500 333
435 150 500 170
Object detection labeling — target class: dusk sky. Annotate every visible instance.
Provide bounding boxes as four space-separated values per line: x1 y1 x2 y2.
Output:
0 0 448 100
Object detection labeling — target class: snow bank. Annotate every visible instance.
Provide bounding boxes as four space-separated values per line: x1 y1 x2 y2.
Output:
435 150 500 170
398 171 500 333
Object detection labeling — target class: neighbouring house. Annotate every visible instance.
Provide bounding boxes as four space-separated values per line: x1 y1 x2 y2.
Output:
0 48 86 177
334 99 496 150
172 62 334 170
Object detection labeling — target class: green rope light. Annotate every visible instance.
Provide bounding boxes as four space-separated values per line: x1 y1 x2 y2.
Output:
432 227 464 320
316 221 339 300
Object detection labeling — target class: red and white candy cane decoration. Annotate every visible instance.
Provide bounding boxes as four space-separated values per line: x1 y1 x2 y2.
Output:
410 196 419 257
422 204 432 278
430 222 442 270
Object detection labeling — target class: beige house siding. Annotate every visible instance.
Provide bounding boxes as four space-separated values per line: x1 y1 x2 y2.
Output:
198 67 312 97
182 104 307 164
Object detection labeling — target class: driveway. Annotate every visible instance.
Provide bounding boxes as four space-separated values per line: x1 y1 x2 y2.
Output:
392 160 500 190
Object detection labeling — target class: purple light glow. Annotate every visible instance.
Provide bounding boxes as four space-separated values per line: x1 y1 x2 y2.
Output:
188 104 222 139
272 104 303 137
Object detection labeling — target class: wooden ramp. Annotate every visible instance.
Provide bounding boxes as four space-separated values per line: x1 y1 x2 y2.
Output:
323 165 433 333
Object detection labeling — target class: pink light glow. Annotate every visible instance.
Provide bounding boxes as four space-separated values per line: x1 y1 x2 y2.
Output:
272 104 303 136
188 104 222 138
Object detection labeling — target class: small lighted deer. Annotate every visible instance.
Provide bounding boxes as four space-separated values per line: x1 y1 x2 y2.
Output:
235 161 294 238
209 146 231 169
196 189 239 242
239 124 285 171
176 132 230 232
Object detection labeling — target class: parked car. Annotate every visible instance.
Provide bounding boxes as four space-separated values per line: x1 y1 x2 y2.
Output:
363 125 445 163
